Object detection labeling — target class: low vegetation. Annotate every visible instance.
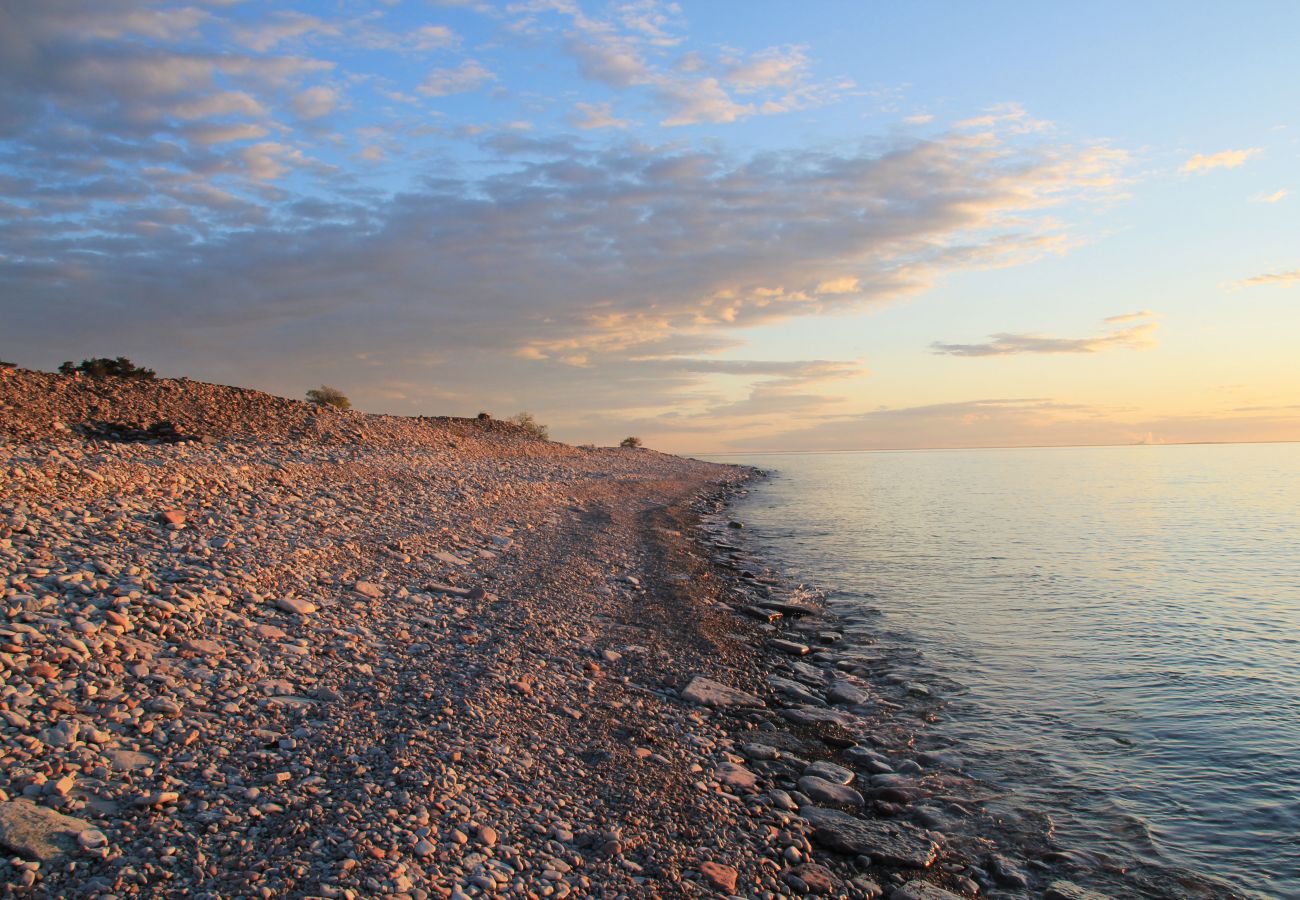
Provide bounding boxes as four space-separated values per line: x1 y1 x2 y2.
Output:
508 411 549 440
58 357 156 379
620 436 642 448
305 386 351 409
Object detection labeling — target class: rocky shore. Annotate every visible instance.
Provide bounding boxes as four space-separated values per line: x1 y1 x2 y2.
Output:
0 368 1111 899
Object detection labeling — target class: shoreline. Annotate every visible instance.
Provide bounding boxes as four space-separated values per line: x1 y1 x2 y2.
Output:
711 474 1253 900
0 368 1235 899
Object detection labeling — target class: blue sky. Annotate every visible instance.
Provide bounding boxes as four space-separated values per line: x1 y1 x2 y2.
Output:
1 1 1297 450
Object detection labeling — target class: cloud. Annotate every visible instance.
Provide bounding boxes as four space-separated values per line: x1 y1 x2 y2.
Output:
739 397 1300 452
570 101 629 130
1182 148 1261 173
815 277 860 295
1233 269 1300 288
1103 309 1156 323
418 60 495 96
1251 189 1287 203
725 46 809 92
0 2 1134 447
293 85 339 119
932 315 1158 357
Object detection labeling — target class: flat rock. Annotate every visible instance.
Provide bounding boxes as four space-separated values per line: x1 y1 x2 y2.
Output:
275 596 317 615
795 863 836 895
757 600 816 617
353 581 383 599
426 582 470 596
0 800 96 862
798 776 864 806
890 883 964 900
681 676 764 709
108 750 157 772
1044 880 1112 900
770 638 810 656
715 762 759 792
804 760 854 785
699 861 738 893
781 706 860 729
739 605 782 623
803 808 938 868
827 680 871 706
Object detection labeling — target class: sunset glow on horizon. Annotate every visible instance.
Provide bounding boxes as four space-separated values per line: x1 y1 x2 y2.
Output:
2 1 1297 451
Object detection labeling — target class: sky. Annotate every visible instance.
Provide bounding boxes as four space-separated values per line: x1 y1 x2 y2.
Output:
1 1 1297 452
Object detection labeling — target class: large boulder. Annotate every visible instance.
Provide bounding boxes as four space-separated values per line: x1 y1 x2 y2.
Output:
0 800 98 862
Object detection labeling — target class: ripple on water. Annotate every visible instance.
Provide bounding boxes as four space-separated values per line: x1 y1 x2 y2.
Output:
713 443 1300 899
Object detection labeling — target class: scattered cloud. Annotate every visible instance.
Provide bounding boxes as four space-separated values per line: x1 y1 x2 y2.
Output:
932 314 1158 357
293 85 339 119
570 101 630 130
1251 189 1287 203
1182 148 1261 173
1103 309 1156 324
1232 269 1300 288
418 60 495 96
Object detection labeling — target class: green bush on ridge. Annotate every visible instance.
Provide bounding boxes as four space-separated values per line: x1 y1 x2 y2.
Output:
306 386 352 409
58 357 156 379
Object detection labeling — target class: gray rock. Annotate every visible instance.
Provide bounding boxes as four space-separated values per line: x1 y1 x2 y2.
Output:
275 596 317 615
890 882 964 900
804 760 854 785
827 680 870 706
0 800 96 862
804 807 938 868
680 676 764 709
353 580 383 599
715 762 759 792
771 638 811 656
798 776 863 806
1044 880 1112 900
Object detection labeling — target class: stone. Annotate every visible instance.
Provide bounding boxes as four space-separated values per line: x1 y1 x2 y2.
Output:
680 676 764 709
739 606 781 623
804 760 854 785
275 596 317 615
158 510 186 526
803 808 938 868
353 581 383 599
890 883 964 900
770 639 810 656
148 696 182 716
780 706 859 729
987 852 1028 888
715 763 759 792
827 680 870 706
699 861 738 893
107 749 155 772
794 864 836 894
797 776 863 807
0 800 96 861
1044 880 1112 900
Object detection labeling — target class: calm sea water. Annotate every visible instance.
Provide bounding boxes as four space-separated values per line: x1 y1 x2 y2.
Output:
705 443 1300 898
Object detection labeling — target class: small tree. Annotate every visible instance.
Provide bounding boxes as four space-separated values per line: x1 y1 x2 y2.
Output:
306 385 351 409
508 411 549 440
58 357 156 379
620 436 642 448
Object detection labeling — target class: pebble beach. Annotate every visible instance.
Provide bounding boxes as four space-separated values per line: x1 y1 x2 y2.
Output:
0 368 1127 899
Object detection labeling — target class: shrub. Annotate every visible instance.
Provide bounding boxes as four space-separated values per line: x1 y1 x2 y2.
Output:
620 436 642 448
306 385 351 409
0 360 14 369
58 357 156 379
508 411 549 440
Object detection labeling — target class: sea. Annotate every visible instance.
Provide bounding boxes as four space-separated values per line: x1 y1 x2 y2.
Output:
703 443 1300 898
